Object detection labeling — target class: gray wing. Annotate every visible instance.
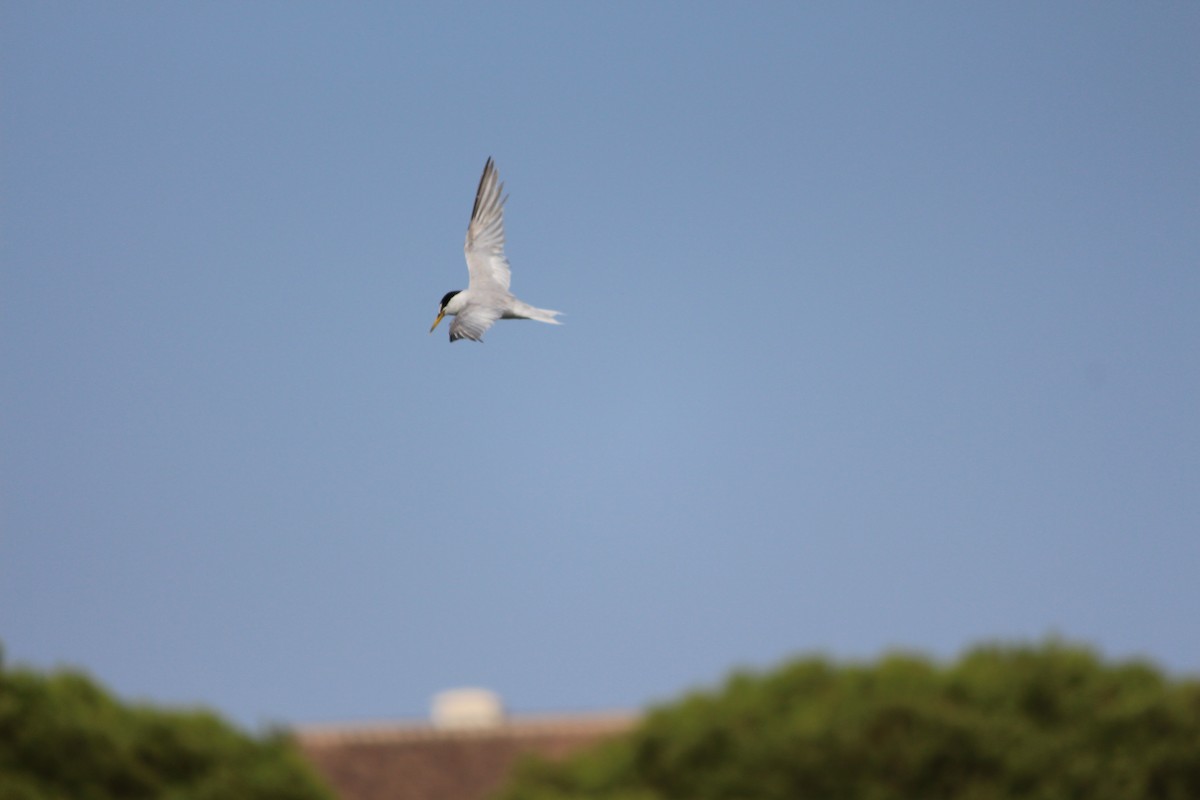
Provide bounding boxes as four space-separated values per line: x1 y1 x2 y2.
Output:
463 157 513 292
448 304 503 342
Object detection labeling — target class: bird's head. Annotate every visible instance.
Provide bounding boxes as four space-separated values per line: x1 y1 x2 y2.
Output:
429 290 462 333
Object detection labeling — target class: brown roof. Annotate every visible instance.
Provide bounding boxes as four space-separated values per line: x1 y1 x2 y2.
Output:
295 714 637 800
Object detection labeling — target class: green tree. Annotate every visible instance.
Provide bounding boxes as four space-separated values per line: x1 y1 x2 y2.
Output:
0 646 333 800
498 641 1200 800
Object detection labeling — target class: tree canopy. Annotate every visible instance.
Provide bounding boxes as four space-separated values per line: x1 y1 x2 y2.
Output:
499 641 1200 800
0 647 333 800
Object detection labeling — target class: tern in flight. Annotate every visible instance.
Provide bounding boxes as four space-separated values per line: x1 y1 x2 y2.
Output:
429 158 562 342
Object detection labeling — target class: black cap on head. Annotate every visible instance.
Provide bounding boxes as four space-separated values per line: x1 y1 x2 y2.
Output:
439 290 461 309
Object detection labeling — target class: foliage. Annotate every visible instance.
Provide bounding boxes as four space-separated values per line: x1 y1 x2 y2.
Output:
498 641 1200 800
0 646 333 800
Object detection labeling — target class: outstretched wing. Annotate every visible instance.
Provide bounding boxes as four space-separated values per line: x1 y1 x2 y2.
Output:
448 303 503 342
463 157 512 292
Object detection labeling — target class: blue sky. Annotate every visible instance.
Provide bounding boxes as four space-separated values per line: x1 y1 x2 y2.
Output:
3 4 1198 728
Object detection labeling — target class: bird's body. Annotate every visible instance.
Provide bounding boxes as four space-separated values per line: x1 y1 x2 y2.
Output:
430 158 562 342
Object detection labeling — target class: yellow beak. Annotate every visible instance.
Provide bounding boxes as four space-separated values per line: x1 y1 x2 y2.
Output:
429 310 445 333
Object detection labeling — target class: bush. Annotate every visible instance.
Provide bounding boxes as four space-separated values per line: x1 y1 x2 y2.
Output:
0 646 333 800
498 641 1200 800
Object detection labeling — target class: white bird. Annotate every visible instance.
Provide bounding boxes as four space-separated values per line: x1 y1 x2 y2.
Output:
429 158 562 342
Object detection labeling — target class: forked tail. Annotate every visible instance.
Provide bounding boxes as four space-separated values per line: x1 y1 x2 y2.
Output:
509 301 563 325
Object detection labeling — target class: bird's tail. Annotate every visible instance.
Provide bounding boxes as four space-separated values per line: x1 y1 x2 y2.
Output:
509 301 563 325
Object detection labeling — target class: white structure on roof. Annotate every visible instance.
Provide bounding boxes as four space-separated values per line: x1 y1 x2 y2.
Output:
431 688 505 730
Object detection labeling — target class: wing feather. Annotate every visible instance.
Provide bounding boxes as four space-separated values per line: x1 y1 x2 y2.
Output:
464 157 512 292
448 304 503 342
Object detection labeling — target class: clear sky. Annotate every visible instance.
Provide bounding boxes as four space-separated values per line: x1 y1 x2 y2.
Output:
3 4 1198 729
